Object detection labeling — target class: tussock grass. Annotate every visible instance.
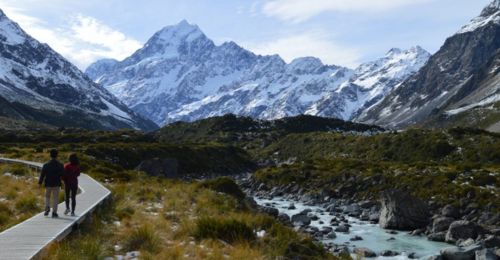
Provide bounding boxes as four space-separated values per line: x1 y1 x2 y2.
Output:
124 225 161 253
0 164 43 231
193 216 255 243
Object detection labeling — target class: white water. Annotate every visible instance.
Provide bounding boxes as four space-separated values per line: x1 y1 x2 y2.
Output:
255 197 453 259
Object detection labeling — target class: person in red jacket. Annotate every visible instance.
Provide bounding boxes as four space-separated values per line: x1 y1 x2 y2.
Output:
62 153 80 216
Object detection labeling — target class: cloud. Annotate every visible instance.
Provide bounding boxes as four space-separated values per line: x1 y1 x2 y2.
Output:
262 0 432 23
245 30 362 68
0 4 141 69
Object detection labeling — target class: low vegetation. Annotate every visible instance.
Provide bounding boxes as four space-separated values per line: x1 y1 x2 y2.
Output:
0 164 44 232
43 173 332 259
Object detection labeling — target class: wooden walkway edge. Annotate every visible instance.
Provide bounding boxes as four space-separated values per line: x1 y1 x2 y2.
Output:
0 158 111 260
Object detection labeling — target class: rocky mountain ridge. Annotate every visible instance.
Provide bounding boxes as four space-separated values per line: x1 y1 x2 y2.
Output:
87 21 430 126
0 9 157 130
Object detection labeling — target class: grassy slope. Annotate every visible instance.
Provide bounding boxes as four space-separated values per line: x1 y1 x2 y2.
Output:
0 133 334 259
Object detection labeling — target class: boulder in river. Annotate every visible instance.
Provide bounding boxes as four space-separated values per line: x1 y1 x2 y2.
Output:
335 224 349 233
291 213 311 226
428 232 446 242
353 247 377 258
445 220 484 244
350 235 363 241
379 190 430 230
369 212 380 223
278 213 291 224
440 244 481 260
380 250 400 256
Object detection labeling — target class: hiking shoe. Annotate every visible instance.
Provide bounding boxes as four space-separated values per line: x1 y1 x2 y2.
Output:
64 208 70 215
52 213 59 218
44 209 50 216
71 212 76 217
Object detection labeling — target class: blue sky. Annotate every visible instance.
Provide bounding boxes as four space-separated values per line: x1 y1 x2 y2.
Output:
0 0 491 69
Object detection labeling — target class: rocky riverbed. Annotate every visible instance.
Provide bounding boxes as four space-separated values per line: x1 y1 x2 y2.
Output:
254 196 450 259
239 177 500 259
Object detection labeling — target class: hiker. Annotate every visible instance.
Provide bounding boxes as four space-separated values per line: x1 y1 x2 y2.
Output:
38 149 64 218
62 153 80 216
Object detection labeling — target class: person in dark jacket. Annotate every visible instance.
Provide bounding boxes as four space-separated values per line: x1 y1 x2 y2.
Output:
39 149 64 218
62 153 80 216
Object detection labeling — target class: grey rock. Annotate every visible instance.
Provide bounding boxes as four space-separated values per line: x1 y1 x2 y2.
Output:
428 232 447 242
482 235 500 248
335 224 350 233
445 221 484 243
440 244 481 260
291 213 311 226
442 205 461 219
260 207 279 217
353 247 377 257
380 250 400 256
379 190 430 230
475 249 497 260
350 235 363 241
433 217 455 233
326 232 337 239
369 212 380 222
278 213 290 223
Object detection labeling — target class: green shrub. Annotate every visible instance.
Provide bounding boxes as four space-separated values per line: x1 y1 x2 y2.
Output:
124 225 161 253
15 196 40 213
0 211 9 226
193 217 255 243
198 177 246 200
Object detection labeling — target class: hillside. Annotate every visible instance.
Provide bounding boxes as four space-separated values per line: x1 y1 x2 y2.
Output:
0 9 157 131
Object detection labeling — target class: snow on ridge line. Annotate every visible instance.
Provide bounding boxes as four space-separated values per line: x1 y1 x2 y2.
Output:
456 9 500 34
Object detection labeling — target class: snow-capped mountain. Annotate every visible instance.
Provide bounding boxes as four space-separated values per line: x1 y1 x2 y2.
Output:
0 9 157 130
359 0 500 130
87 20 429 126
310 46 430 120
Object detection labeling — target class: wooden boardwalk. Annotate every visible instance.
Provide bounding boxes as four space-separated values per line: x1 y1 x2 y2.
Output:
0 158 111 260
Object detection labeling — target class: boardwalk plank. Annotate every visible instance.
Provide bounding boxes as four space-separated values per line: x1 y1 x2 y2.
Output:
0 158 111 260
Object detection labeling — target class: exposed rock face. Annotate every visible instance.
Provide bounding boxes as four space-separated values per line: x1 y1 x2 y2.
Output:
360 1 500 130
0 9 157 130
445 220 484 243
136 158 178 178
379 190 430 230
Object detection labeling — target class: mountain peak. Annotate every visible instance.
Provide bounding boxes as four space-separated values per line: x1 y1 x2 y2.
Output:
386 48 402 56
287 57 324 73
0 9 27 45
457 0 500 34
155 20 204 42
